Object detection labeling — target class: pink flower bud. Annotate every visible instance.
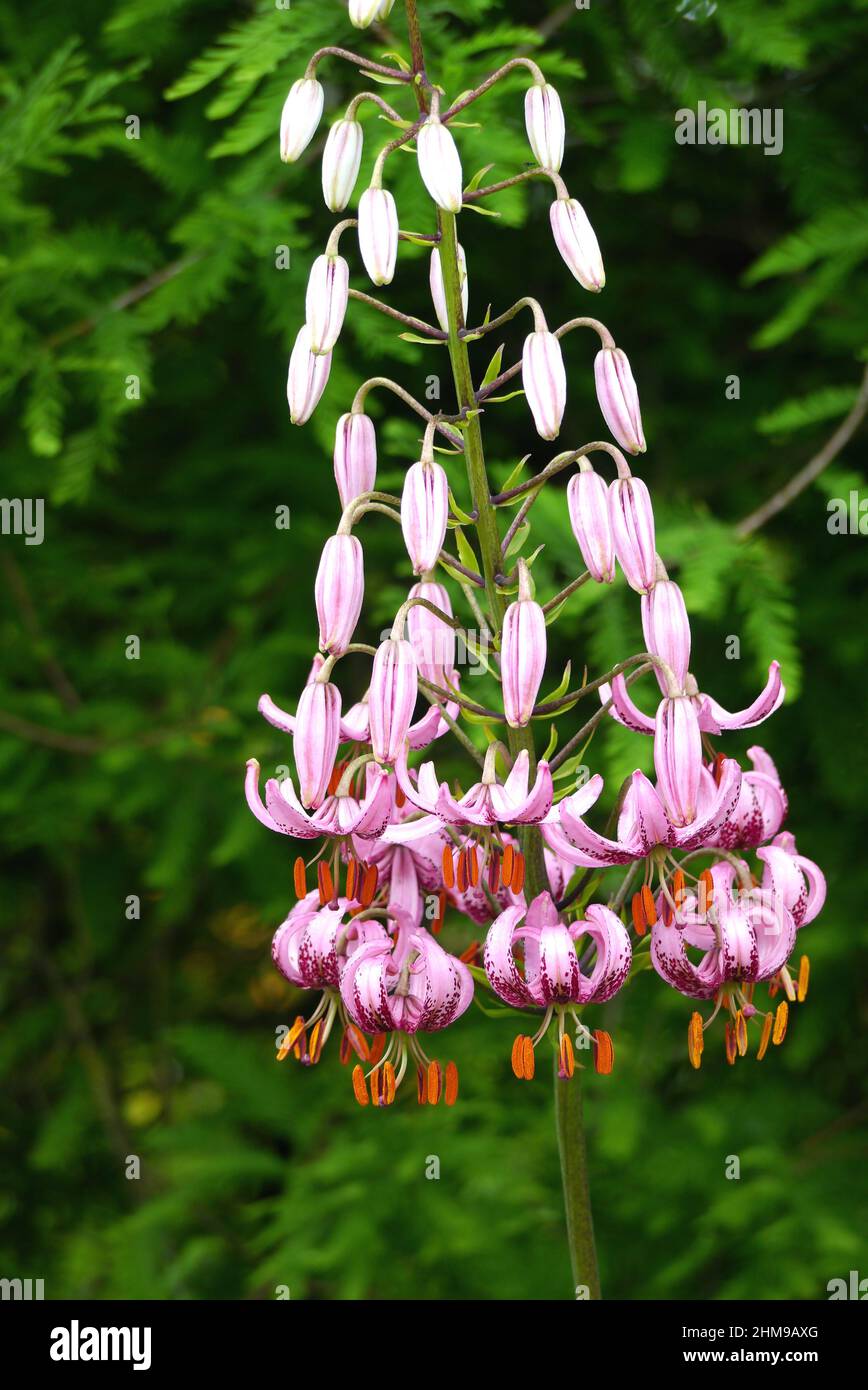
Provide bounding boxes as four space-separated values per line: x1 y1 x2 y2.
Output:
349 0 380 26
321 118 363 212
358 186 398 286
416 116 463 213
641 579 691 691
315 535 364 656
279 78 324 164
550 197 604 292
609 475 656 594
401 459 449 575
429 243 468 333
305 254 349 354
334 412 376 509
654 695 702 827
524 82 565 172
501 564 546 728
594 347 646 454
294 678 341 808
286 325 331 425
567 468 615 583
522 330 566 440
369 637 418 763
407 580 456 686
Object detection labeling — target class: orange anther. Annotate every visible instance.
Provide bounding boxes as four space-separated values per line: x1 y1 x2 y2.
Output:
444 1061 459 1106
417 1065 428 1104
427 1060 442 1105
631 892 646 935
368 1033 386 1065
724 1021 737 1065
757 1011 773 1061
699 869 714 913
442 844 455 889
327 761 346 797
797 955 810 1003
383 1060 396 1105
395 784 406 809
767 977 780 999
687 1011 704 1070
511 852 526 895
308 1018 325 1065
641 884 657 927
345 858 357 903
459 940 480 965
352 1064 369 1106
511 1034 526 1079
593 1029 614 1075
672 868 686 909
293 856 307 899
502 843 515 888
735 1009 748 1057
772 1000 789 1045
522 1035 535 1080
488 853 501 893
317 860 335 907
456 848 468 893
467 844 479 887
712 753 727 786
370 1067 384 1106
277 1015 306 1062
359 863 378 908
559 1034 575 1079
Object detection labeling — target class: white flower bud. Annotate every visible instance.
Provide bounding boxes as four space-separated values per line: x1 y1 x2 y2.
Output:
550 197 604 292
522 330 566 441
279 78 324 164
429 243 468 332
524 82 564 173
305 254 349 355
287 325 331 425
349 0 380 26
358 186 398 286
321 119 363 212
417 116 463 213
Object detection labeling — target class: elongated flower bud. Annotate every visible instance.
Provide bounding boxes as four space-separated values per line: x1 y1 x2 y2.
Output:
280 78 324 164
358 186 398 286
522 330 566 440
430 243 468 332
609 475 656 594
501 562 546 728
525 82 565 172
376 0 395 14
294 678 341 808
315 535 364 656
654 695 702 827
369 637 418 763
287 325 331 425
550 197 604 292
408 581 456 687
567 468 615 583
417 116 463 213
334 412 376 509
321 118 363 212
642 578 691 691
349 0 380 26
595 347 646 454
401 459 449 575
305 254 349 354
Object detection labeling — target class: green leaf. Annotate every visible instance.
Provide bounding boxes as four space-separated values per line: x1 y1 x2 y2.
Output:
465 163 495 192
398 332 446 345
756 385 859 435
480 342 505 388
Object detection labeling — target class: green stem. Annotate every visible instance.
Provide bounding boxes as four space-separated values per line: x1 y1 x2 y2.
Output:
554 1052 602 1299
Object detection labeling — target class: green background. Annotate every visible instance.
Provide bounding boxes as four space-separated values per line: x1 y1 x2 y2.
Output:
2 0 866 1300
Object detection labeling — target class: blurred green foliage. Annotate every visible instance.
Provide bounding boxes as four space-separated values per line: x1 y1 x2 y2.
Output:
1 0 866 1300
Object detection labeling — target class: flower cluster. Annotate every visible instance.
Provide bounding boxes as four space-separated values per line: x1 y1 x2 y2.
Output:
249 12 825 1106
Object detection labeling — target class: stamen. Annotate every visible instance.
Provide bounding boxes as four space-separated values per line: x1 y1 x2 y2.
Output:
467 844 479 887
522 1035 535 1080
327 761 346 797
767 977 780 1000
293 856 307 899
370 1066 383 1106
687 1011 704 1070
317 860 335 907
383 1060 397 1105
780 965 797 1003
699 869 714 913
352 1064 369 1106
724 1020 737 1065
756 1011 773 1061
444 1061 459 1105
339 1031 351 1066
345 859 357 903
640 884 657 926
442 844 455 889
772 1000 788 1045
511 1034 526 1079
735 1009 748 1058
712 752 726 786
502 843 515 889
511 851 526 895
359 863 378 908
427 1060 443 1105
456 848 468 893
797 955 810 1003
277 1015 306 1062
395 784 406 808
346 1022 370 1062
488 853 501 893
308 1018 325 1065
672 868 686 910
559 1034 575 1079
369 1032 387 1065
593 1029 614 1075
417 1064 428 1104
631 891 646 936
459 940 481 965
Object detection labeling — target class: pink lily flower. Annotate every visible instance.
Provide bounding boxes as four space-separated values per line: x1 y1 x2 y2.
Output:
522 329 566 441
369 636 419 764
594 346 646 454
654 694 703 827
334 411 376 510
542 759 743 867
293 677 341 808
757 832 826 929
260 683 457 755
598 660 785 736
245 757 394 841
501 560 546 728
401 459 449 575
709 746 788 850
609 474 655 593
567 465 615 583
641 576 690 691
388 745 553 836
315 534 364 656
